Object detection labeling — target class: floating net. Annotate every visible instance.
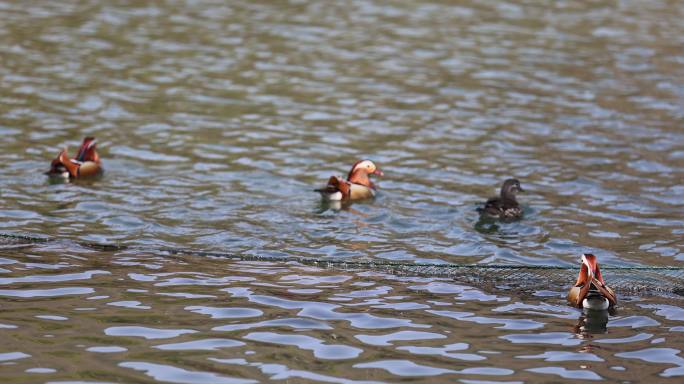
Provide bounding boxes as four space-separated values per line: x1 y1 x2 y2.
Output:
2 233 683 297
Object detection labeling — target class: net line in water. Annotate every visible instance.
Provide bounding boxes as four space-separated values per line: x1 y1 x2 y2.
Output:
2 232 683 297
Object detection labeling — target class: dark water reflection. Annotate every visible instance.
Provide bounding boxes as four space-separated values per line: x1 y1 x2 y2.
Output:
1 0 684 382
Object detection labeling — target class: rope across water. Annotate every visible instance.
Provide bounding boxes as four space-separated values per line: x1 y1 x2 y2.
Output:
2 232 683 296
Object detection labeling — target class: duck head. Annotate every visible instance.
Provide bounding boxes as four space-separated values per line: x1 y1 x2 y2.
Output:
346 160 383 188
47 155 69 177
500 178 524 198
568 253 617 309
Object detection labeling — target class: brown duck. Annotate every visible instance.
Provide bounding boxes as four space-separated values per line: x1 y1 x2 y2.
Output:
315 160 383 201
47 137 102 179
567 253 617 310
478 178 525 220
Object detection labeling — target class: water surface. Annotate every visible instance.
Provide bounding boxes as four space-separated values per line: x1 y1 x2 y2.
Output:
1 0 684 382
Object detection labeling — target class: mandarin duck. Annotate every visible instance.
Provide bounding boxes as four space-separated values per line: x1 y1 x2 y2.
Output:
47 137 102 179
567 253 617 310
315 160 383 201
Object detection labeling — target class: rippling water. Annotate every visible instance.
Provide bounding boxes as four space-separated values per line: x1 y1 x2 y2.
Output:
1 0 684 382
3 244 684 382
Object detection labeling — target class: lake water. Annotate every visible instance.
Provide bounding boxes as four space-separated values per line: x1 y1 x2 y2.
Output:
1 0 683 382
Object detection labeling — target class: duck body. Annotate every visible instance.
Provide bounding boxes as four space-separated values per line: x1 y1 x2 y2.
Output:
47 137 102 179
315 160 383 202
567 253 617 310
478 179 525 220
480 197 522 219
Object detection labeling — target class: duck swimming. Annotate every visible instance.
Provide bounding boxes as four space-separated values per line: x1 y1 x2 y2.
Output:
477 178 525 220
47 137 102 179
567 253 617 310
315 160 383 201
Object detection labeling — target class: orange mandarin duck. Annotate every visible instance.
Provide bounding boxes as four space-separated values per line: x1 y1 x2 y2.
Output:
47 137 102 179
567 253 617 310
315 160 384 201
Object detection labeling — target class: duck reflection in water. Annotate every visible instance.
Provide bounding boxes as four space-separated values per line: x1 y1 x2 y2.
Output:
573 308 615 336
316 199 371 218
568 253 618 336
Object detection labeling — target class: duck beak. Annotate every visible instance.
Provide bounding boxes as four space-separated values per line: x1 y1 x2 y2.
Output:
517 185 525 192
372 169 384 177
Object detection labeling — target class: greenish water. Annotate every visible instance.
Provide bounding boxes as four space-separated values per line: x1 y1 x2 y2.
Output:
1 0 683 382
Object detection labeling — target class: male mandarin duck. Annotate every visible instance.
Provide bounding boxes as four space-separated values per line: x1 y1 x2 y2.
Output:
47 137 102 179
477 178 525 220
567 253 617 310
315 160 384 201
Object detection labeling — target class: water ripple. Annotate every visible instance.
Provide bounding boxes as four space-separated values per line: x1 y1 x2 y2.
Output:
355 330 446 346
154 338 244 351
243 332 363 360
0 287 94 297
120 362 257 384
1 0 684 382
104 326 196 339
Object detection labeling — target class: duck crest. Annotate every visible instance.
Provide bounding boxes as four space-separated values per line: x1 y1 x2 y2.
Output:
346 159 366 181
345 160 371 187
